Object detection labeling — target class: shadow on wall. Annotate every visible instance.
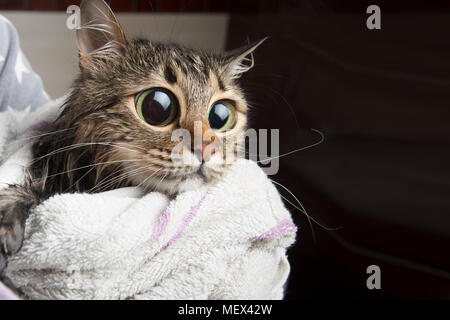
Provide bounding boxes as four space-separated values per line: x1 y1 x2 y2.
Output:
225 0 450 299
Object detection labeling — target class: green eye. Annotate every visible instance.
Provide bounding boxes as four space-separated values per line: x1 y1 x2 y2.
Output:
135 88 178 127
208 101 236 132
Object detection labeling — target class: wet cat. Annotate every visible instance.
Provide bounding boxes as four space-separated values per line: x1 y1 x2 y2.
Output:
0 0 264 286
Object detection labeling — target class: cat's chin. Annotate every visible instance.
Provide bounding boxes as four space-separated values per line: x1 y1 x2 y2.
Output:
160 171 220 196
131 172 208 197
130 156 229 196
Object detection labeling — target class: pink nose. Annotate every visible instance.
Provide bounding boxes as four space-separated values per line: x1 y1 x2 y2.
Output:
194 143 216 162
202 143 216 161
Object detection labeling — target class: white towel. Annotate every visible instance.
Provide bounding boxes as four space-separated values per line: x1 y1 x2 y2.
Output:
0 100 297 300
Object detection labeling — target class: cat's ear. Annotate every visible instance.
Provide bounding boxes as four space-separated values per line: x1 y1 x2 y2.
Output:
222 37 267 79
76 0 127 64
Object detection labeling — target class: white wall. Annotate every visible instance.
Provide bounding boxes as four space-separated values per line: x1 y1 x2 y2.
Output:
1 12 229 98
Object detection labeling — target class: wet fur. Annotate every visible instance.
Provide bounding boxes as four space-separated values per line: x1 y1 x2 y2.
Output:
0 0 264 292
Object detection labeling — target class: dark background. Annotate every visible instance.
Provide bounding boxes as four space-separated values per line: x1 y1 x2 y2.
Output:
226 0 450 299
2 0 449 299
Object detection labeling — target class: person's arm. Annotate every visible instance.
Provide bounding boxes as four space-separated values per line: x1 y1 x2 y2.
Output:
0 15 50 112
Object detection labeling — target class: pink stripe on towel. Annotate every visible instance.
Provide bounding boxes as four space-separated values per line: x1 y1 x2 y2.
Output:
143 208 171 246
250 219 297 242
0 281 20 300
158 193 207 253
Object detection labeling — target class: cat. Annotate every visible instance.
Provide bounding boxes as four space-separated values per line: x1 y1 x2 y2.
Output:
0 0 265 288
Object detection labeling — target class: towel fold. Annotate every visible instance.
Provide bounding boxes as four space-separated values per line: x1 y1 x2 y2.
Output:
0 100 297 300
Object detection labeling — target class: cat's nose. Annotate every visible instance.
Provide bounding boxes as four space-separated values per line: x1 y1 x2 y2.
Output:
193 143 216 162
202 143 216 162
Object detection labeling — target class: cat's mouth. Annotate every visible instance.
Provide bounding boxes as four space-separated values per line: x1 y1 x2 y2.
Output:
129 156 228 195
175 165 228 194
196 168 209 182
147 169 209 196
180 165 214 183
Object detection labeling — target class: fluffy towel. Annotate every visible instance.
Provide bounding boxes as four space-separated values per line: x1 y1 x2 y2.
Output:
0 100 297 300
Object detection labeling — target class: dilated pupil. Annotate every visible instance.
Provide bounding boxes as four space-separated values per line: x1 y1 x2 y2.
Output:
141 90 172 125
209 103 230 129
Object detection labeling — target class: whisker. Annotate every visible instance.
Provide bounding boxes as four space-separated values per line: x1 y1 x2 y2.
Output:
38 159 141 181
90 164 146 193
255 128 324 164
150 171 168 193
270 178 341 242
15 127 74 142
99 164 161 193
29 142 146 165
62 159 144 192
270 178 315 240
243 82 301 130
136 167 164 191
91 163 160 193
89 163 142 192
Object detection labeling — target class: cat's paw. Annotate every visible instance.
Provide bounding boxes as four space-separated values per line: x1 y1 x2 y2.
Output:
0 201 26 274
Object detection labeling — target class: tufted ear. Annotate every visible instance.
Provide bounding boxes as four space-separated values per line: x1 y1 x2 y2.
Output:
76 0 127 65
222 37 267 80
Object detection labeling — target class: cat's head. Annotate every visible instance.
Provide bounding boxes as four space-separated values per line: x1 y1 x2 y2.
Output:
60 0 265 195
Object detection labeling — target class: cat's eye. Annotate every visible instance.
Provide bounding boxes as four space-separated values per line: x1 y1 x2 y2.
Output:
135 88 178 127
208 101 236 132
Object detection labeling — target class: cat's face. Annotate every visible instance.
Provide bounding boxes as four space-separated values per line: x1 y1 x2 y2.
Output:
61 0 264 195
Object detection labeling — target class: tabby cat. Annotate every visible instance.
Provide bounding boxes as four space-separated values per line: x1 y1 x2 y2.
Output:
0 0 264 287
